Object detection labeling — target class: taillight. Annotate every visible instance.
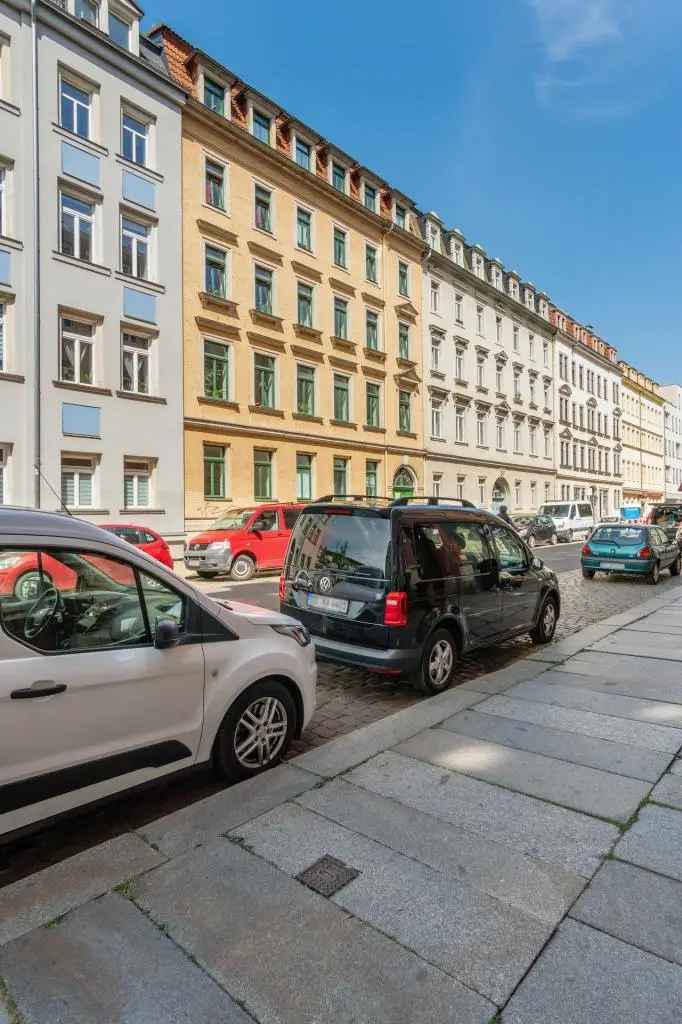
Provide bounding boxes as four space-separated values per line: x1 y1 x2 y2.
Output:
278 575 286 601
581 544 592 556
638 546 652 559
384 591 408 627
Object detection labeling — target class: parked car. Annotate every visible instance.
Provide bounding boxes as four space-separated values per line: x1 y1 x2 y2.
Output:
537 501 595 542
646 503 682 547
280 497 560 694
0 508 316 844
581 523 681 585
102 523 174 569
185 504 305 581
512 514 558 548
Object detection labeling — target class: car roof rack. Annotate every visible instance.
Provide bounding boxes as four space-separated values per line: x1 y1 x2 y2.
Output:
312 494 393 504
389 496 477 509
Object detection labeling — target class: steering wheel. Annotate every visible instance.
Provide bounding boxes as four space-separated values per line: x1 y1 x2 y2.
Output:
24 586 62 641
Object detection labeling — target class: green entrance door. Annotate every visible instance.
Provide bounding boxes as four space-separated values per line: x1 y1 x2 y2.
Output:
393 468 415 499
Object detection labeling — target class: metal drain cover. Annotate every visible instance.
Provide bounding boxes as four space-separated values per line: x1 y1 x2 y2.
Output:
296 855 360 897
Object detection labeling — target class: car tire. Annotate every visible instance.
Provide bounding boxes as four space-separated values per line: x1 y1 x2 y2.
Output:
197 571 219 580
230 554 256 581
213 679 296 782
551 534 558 545
531 596 559 643
528 535 536 549
14 571 52 601
671 556 681 577
417 628 457 695
648 561 661 586
582 568 595 580
567 529 574 543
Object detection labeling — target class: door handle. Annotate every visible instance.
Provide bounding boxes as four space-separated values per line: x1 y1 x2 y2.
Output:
499 572 522 590
11 682 67 700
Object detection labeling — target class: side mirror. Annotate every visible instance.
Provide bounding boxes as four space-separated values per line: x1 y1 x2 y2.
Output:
251 520 265 532
155 618 181 649
532 556 544 570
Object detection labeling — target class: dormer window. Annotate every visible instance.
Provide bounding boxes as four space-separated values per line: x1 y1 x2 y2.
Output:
451 241 462 265
474 254 484 279
429 224 439 251
364 184 377 212
109 10 131 50
394 203 406 229
295 136 311 170
332 162 346 193
204 77 225 116
491 266 502 289
525 289 534 309
75 0 98 26
253 110 271 144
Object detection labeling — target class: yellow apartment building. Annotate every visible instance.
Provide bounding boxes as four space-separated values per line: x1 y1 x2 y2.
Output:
619 360 665 514
152 27 426 529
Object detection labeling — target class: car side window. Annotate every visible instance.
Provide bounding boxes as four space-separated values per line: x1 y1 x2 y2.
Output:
283 509 301 530
112 527 142 545
141 531 158 544
491 526 528 571
0 548 150 654
253 511 278 531
441 522 495 576
580 504 592 518
138 570 186 638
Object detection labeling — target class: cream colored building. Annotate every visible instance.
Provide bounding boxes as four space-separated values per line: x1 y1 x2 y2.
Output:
661 384 682 501
153 26 426 529
420 211 556 512
620 361 665 515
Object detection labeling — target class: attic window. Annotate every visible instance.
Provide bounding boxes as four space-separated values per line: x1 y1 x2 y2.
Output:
394 204 406 229
109 11 130 50
204 77 225 116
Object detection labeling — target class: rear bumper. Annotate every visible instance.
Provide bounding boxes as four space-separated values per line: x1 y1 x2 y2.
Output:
582 557 651 575
311 636 419 676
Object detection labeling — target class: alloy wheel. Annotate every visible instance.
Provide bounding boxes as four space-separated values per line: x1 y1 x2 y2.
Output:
232 556 255 580
234 696 288 769
542 600 557 638
428 639 453 687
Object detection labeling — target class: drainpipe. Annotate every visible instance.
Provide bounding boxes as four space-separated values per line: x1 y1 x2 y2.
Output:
30 0 41 507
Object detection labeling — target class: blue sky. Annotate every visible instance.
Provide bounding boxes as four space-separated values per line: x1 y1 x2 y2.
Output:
144 0 682 383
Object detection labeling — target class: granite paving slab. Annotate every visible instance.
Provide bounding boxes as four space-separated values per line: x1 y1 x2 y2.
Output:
504 918 682 1024
440 706 668 781
650 772 682 809
589 630 682 661
346 751 619 876
615 804 682 881
627 616 682 635
571 859 682 966
455 661 549 695
132 838 494 1024
296 778 585 923
232 802 553 1006
0 893 248 1024
555 651 682 695
670 758 682 776
395 727 650 822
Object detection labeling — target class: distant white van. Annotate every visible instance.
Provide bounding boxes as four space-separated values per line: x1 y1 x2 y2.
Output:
537 501 595 542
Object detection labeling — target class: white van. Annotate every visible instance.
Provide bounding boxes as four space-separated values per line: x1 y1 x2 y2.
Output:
537 501 595 542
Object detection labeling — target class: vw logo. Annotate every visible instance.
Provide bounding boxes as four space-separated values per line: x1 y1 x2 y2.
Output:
318 574 334 594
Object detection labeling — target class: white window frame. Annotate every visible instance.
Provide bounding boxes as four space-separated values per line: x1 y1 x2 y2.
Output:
124 459 152 509
431 400 443 440
293 133 312 171
204 240 229 298
59 71 93 140
476 412 486 446
332 294 350 340
204 153 228 212
365 380 382 428
398 259 409 297
0 444 7 504
430 279 440 313
0 165 6 237
513 324 520 351
252 107 273 145
455 404 465 442
121 332 150 395
108 7 132 50
431 335 441 371
455 347 464 381
455 293 464 324
61 455 96 509
59 316 95 385
121 212 151 280
121 107 149 167
60 190 95 261
254 180 274 235
476 305 485 335
496 418 505 450
0 302 5 372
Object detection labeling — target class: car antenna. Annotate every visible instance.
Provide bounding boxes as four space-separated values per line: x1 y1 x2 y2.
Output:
34 463 73 516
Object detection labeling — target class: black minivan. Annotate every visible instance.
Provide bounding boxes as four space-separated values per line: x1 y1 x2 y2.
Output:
280 497 561 693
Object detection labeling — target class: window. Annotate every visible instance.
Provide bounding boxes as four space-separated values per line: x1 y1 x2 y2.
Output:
529 423 537 454
295 137 311 170
398 261 409 296
124 458 150 508
61 456 93 507
543 341 549 367
253 110 271 144
398 390 411 432
333 457 348 496
204 77 225 115
515 482 522 506
253 449 273 499
333 227 347 268
496 364 503 393
513 325 519 352
122 113 147 166
365 460 378 497
60 78 90 138
514 370 521 401
366 382 380 427
476 305 484 335
254 352 275 408
296 206 312 251
476 355 485 388
364 184 376 212
109 10 130 49
60 318 93 384
203 444 225 498
296 364 315 415
478 478 486 505
366 310 379 350
203 339 229 400
433 474 441 498
455 294 464 324
254 184 272 232
495 316 502 343
205 159 225 209
431 335 441 371
455 347 465 381
455 404 465 442
529 335 535 361
398 322 409 360
75 0 97 24
544 429 551 458
365 243 378 283
0 167 5 236
430 280 439 313
476 412 486 446
332 162 346 192
431 400 442 439
0 303 4 372
296 453 312 500
543 382 550 409
121 216 149 279
334 297 348 339
529 378 536 404
297 282 313 327
60 193 93 261
333 374 350 422
394 204 406 228
122 333 149 394
513 420 522 451
496 418 505 449
254 265 273 315
492 524 527 570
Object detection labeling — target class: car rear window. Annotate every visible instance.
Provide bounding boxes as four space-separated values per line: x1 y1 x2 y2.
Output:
287 512 391 581
651 507 682 525
591 526 645 545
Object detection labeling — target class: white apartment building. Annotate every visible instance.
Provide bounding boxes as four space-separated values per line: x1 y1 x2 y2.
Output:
421 212 556 513
0 0 185 543
619 361 665 515
551 308 623 518
661 384 682 501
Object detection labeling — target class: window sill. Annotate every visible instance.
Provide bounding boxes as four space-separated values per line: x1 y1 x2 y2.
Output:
250 308 284 329
363 425 385 434
54 379 113 396
513 397 524 404
397 358 417 370
476 445 490 450
65 507 111 515
454 378 469 388
430 436 446 443
397 430 417 439
293 323 322 341
198 396 240 411
248 405 285 418
119 507 166 514
454 441 468 447
0 98 20 118
330 336 356 352
115 271 166 294
199 292 238 315
115 154 164 183
476 386 489 395
430 369 446 380
330 419 357 429
0 372 26 384
292 412 323 424
116 390 167 405
52 122 109 157
0 234 23 252
52 251 112 277
364 347 386 362
496 392 507 399
202 201 230 220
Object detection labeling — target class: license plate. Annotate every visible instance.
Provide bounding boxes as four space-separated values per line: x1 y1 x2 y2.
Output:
307 593 349 614
186 558 201 566
601 561 625 570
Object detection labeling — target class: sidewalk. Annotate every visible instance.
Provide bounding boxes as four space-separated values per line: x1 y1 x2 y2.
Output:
2 591 682 1023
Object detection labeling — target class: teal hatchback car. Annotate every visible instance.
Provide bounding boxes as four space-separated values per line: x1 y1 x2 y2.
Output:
582 524 681 585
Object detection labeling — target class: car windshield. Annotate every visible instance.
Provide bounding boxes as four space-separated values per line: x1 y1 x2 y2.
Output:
540 504 570 517
652 507 682 525
207 508 256 531
591 526 645 545
286 512 391 582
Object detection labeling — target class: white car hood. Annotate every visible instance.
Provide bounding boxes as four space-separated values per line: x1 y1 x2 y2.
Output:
212 597 297 628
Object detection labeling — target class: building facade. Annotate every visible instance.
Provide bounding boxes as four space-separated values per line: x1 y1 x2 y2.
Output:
154 26 426 530
0 0 185 542
420 212 557 512
551 308 623 517
661 384 682 501
619 361 665 515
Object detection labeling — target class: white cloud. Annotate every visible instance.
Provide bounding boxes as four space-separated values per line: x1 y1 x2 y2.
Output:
530 0 623 61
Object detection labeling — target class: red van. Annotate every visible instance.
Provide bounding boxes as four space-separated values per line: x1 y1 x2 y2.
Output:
184 504 304 581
